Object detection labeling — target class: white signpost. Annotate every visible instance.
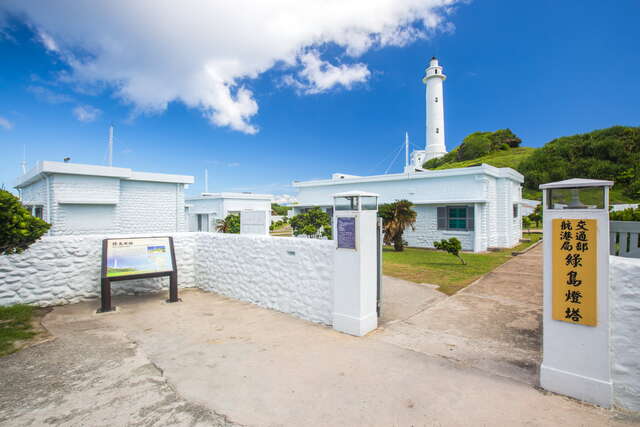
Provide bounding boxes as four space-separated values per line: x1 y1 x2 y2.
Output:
539 178 613 407
332 191 379 336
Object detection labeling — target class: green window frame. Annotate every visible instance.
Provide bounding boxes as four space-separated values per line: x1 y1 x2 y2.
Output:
437 206 475 231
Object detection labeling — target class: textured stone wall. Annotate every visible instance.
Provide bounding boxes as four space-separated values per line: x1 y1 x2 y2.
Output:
195 233 334 324
19 176 187 235
0 233 198 307
50 175 121 235
403 206 475 251
0 232 334 325
119 181 186 233
610 255 640 412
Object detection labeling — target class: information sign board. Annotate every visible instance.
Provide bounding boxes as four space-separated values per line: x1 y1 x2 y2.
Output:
106 237 173 278
99 236 179 313
552 218 597 326
337 217 356 250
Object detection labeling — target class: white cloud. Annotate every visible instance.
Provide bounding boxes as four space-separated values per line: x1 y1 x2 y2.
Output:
72 105 101 122
27 85 74 104
285 50 370 94
0 116 13 130
227 162 240 167
274 194 298 204
1 0 459 133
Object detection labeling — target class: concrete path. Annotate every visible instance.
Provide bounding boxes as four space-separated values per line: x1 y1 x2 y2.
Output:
376 244 544 385
1 281 634 426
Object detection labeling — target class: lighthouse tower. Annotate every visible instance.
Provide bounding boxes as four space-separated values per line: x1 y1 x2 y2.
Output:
423 56 447 161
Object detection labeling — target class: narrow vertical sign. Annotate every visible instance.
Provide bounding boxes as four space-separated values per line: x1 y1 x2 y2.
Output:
552 218 597 326
337 217 356 249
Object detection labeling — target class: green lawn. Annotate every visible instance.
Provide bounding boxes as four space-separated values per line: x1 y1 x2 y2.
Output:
383 233 542 295
0 304 37 357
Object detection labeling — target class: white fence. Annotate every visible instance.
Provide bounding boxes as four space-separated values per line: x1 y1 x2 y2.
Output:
0 232 335 325
610 221 640 258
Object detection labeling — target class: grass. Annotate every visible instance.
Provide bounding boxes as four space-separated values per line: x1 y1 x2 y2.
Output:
0 304 37 357
432 147 536 171
383 233 542 296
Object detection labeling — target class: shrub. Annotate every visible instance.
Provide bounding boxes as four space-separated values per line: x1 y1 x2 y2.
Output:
433 237 466 265
610 207 640 221
0 190 50 255
216 214 240 233
378 200 417 251
290 208 332 239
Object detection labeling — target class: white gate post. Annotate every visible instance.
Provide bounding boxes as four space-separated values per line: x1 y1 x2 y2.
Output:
539 178 614 407
332 191 379 336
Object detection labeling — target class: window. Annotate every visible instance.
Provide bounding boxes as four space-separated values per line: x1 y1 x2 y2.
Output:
435 69 438 74
434 97 438 102
335 196 359 211
436 128 439 134
33 206 43 220
513 204 519 218
197 214 209 232
437 206 474 231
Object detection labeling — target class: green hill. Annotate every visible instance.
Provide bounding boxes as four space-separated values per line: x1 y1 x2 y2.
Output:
429 147 536 171
423 126 640 204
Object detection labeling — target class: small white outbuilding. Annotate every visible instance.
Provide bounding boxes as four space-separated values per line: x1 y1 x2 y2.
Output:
15 161 194 235
185 192 272 234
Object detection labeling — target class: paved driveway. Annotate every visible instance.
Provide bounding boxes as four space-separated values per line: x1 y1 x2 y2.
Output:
377 244 543 384
1 269 634 426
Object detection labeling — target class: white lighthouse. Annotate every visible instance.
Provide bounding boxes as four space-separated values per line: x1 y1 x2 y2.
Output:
409 56 448 170
423 56 447 161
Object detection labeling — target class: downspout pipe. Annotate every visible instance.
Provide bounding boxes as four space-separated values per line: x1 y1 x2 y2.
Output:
44 173 52 235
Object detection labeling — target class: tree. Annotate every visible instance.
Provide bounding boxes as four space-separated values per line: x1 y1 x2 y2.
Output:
0 190 50 255
522 216 532 234
528 204 543 228
378 200 417 251
433 237 466 265
271 203 291 216
216 214 240 233
610 206 640 221
290 208 332 239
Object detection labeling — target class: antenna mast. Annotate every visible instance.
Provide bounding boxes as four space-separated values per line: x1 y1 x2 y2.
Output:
107 124 114 167
21 145 27 174
405 132 409 168
204 168 209 193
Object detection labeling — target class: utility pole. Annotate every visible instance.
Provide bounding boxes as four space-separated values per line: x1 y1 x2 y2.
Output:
107 124 114 167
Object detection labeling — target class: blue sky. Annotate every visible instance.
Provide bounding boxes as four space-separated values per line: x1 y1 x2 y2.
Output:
1 0 639 198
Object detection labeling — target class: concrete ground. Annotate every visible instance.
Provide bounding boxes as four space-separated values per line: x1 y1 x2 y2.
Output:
1 244 636 426
377 244 544 385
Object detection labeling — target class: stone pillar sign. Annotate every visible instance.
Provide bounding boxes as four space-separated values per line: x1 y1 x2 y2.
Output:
539 178 614 407
332 191 379 337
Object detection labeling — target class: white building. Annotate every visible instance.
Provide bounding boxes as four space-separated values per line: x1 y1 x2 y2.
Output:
292 57 524 252
185 192 272 234
15 161 194 235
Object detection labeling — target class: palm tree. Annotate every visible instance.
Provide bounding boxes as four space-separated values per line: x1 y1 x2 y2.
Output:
378 200 417 251
216 214 240 233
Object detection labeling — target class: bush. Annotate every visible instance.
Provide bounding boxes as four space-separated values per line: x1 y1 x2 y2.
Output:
378 200 417 251
433 237 466 265
271 203 291 216
290 208 332 239
610 207 640 221
216 214 240 233
0 190 50 255
519 126 640 200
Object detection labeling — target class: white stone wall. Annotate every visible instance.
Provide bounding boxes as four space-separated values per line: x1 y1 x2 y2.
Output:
0 233 334 325
403 205 475 251
610 255 640 412
19 178 48 219
119 181 186 233
0 233 198 307
19 176 187 235
195 234 334 324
